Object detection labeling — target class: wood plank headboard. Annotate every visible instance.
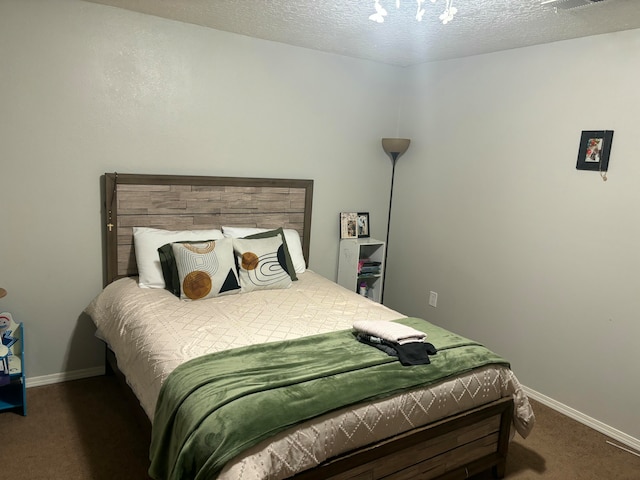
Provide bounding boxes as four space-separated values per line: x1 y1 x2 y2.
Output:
103 173 314 285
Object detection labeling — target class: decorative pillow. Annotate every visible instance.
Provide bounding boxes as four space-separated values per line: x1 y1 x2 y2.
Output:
222 226 306 274
133 227 224 289
232 236 293 293
157 239 220 297
171 238 240 301
243 228 297 281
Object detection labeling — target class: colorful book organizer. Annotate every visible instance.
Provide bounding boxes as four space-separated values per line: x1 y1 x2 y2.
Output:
0 312 26 416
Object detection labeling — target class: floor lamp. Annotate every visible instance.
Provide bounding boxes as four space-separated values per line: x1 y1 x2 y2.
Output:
380 138 411 304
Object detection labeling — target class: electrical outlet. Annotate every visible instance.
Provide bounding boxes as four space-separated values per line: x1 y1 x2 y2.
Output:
429 291 438 307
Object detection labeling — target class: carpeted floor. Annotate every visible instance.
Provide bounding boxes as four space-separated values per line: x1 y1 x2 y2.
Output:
0 375 638 479
473 400 640 480
1 376 151 480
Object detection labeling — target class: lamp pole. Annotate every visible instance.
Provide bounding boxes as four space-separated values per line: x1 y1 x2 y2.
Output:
380 138 410 305
381 154 398 304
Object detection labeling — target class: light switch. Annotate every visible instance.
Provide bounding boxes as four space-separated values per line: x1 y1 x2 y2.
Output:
429 291 438 307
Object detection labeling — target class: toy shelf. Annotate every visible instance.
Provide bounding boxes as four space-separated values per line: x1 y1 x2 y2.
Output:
0 313 26 416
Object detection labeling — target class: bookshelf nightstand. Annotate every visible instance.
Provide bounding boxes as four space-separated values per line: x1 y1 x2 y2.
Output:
337 238 386 303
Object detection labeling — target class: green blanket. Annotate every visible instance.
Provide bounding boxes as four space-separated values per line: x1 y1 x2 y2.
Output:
149 318 509 480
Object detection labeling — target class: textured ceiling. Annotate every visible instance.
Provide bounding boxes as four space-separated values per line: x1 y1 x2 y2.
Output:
85 0 640 66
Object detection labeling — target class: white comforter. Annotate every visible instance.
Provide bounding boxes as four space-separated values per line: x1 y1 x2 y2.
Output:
86 271 534 479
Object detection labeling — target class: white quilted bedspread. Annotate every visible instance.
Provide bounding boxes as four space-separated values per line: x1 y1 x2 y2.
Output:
86 271 534 479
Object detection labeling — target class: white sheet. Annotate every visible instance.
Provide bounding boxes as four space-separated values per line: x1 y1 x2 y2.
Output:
86 271 534 479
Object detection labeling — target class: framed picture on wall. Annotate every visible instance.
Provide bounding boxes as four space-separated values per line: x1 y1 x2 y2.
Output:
576 130 614 172
340 212 358 239
357 212 370 238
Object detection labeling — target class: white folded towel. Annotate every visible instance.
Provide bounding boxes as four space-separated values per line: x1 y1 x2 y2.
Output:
353 320 426 345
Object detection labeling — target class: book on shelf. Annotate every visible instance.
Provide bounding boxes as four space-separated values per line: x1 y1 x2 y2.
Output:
360 266 380 274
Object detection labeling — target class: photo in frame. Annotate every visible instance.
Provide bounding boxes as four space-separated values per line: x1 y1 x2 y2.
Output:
576 130 614 172
357 212 370 238
340 212 358 239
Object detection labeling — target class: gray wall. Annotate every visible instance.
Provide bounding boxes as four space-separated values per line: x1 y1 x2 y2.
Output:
385 30 640 441
0 0 400 378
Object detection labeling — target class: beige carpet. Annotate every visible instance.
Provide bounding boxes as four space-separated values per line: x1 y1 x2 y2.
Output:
0 376 638 479
473 400 640 480
1 376 151 480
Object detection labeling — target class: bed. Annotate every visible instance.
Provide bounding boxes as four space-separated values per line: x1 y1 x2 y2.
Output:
87 172 534 480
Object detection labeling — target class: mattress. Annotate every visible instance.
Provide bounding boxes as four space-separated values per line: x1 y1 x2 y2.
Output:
86 271 534 479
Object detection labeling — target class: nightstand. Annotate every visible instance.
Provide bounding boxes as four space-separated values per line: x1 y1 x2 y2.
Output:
337 238 386 302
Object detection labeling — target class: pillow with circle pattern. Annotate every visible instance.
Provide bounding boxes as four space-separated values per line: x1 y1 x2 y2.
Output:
171 238 240 301
242 228 297 281
222 226 306 274
158 239 222 297
233 236 293 293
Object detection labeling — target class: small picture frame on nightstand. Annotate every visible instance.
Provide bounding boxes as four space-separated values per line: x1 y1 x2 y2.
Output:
340 212 358 239
357 212 370 238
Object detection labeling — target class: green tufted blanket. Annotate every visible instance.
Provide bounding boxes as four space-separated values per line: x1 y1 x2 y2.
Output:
149 318 509 480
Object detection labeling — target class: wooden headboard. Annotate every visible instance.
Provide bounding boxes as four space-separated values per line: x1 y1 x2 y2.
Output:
103 173 314 285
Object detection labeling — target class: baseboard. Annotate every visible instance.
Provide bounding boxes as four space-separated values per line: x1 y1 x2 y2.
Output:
26 366 105 388
523 385 640 454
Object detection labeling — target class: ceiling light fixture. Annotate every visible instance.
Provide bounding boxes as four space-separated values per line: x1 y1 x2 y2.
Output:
369 0 458 25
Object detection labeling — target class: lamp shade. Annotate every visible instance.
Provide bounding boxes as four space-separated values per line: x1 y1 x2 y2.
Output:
0 288 6 299
381 138 410 161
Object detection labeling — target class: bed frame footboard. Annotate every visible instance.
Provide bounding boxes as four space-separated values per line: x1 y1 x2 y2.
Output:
293 396 513 480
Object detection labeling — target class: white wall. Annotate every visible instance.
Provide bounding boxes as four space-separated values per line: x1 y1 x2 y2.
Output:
386 29 640 441
0 0 400 378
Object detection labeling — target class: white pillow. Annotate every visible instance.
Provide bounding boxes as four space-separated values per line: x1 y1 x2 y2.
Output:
133 227 224 288
222 226 306 273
